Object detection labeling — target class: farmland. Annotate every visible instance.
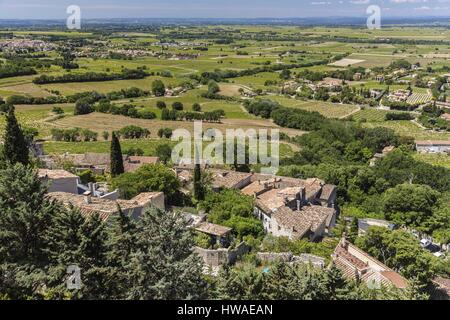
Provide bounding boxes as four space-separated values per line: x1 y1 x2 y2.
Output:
0 23 448 164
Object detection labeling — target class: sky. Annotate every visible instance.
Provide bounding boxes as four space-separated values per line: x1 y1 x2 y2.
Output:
0 0 449 19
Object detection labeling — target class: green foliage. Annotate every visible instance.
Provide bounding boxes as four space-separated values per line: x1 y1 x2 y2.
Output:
110 132 124 177
152 79 165 97
125 208 207 299
154 143 172 165
2 105 29 166
78 169 96 184
156 100 166 109
214 262 355 300
383 184 440 230
157 127 173 139
355 227 437 286
0 163 205 300
260 234 338 260
171 101 184 111
194 231 212 249
111 163 180 201
199 190 262 239
74 98 94 115
118 125 150 139
192 103 202 112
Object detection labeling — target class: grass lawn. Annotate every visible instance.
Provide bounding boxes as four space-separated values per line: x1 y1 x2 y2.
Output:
413 152 450 169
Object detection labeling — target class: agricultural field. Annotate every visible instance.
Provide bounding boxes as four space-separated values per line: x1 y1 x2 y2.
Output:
0 23 449 163
413 153 450 169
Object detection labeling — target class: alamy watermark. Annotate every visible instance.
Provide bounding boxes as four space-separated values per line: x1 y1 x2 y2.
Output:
66 264 82 290
367 5 381 29
66 5 81 30
171 121 280 174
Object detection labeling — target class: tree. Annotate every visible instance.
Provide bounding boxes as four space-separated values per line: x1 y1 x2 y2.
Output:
383 184 440 230
110 132 124 177
152 80 165 97
124 207 207 299
44 207 112 299
192 103 202 112
154 144 172 165
207 80 220 94
199 189 262 239
171 101 184 111
102 131 109 141
0 164 59 298
105 207 138 299
348 218 359 243
193 163 205 201
156 101 166 109
157 128 172 139
2 105 29 166
280 69 291 80
74 98 94 115
355 227 436 286
111 164 180 202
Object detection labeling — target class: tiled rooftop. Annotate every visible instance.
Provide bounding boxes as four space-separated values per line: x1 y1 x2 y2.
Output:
47 191 163 221
38 169 79 180
195 222 232 237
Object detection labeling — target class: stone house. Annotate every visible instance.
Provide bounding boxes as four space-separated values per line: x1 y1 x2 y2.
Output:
47 191 165 221
332 238 408 290
38 169 79 194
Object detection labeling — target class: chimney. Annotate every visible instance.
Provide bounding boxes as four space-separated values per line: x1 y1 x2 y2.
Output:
88 182 95 194
83 191 92 204
296 200 302 211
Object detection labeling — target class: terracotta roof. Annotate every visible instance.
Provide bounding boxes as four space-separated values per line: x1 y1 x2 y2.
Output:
241 180 273 196
130 192 164 206
333 238 408 290
382 146 395 154
38 169 78 180
318 184 336 203
272 207 312 240
300 205 336 231
124 156 160 172
432 277 450 294
195 222 232 237
47 192 151 221
210 170 252 189
416 140 450 146
256 188 290 213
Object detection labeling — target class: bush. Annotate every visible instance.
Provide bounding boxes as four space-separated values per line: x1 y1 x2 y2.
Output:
156 101 167 109
152 80 166 97
192 103 202 112
74 98 94 115
118 125 150 139
172 101 184 111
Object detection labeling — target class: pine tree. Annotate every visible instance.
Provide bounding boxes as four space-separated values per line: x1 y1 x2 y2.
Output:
2 105 29 165
193 163 205 201
44 208 112 299
110 131 124 177
0 163 59 298
125 207 207 299
324 263 352 300
106 206 138 299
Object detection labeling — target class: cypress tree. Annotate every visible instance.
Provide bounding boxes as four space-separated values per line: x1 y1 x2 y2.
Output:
110 131 124 177
2 105 29 166
193 163 204 201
